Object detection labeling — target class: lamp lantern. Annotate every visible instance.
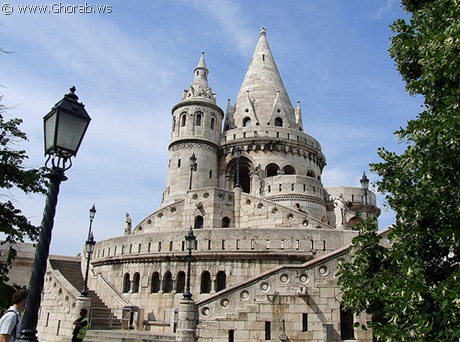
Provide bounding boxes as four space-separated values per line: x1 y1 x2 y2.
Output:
43 86 91 162
189 153 197 190
360 172 370 218
184 227 196 300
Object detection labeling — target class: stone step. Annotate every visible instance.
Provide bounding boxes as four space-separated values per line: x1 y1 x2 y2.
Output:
85 329 176 342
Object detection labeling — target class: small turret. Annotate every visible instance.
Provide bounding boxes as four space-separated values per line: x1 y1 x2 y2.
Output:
163 52 224 206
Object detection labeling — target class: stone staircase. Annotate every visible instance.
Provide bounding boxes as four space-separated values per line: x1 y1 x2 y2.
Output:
49 257 176 341
49 257 115 329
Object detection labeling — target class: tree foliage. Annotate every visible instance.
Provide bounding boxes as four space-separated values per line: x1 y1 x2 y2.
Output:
338 0 460 340
0 97 46 285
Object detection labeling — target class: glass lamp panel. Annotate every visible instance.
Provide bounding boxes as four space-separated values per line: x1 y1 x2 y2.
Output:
44 111 57 154
56 111 89 156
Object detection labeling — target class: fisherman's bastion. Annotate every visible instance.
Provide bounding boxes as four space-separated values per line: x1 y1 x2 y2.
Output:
3 28 389 342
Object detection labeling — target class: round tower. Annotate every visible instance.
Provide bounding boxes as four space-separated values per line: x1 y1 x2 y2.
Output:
163 52 224 205
220 27 327 221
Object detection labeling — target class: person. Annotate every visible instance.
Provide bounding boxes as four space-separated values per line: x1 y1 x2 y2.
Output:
0 289 28 342
72 308 89 342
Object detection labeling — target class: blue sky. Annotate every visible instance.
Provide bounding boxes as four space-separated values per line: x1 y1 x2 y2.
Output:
1 0 422 256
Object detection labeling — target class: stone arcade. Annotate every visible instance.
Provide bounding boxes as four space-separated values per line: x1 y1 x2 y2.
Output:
36 28 384 341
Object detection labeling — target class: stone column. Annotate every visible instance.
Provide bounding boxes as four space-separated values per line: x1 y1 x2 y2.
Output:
176 298 197 342
234 186 241 228
75 296 91 331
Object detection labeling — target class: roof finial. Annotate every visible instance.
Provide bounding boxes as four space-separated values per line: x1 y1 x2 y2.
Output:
260 26 266 36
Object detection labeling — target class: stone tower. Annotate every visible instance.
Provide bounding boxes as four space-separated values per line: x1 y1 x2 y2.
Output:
164 52 224 206
36 28 381 342
220 27 327 221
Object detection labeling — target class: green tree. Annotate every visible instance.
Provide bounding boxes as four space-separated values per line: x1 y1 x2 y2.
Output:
0 96 46 295
338 0 460 341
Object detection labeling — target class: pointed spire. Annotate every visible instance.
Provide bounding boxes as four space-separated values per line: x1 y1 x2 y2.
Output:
182 51 216 104
230 27 298 129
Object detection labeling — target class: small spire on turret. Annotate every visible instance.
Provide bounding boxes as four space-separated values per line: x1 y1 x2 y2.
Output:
181 51 215 104
295 101 304 131
196 51 206 70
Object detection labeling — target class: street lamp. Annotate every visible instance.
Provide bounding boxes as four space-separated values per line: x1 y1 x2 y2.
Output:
81 204 97 297
183 227 196 300
17 87 91 342
360 172 369 219
234 146 242 188
189 153 197 190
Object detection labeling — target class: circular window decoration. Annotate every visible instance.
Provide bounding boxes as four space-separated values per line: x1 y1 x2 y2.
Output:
220 298 230 309
302 219 309 227
272 208 279 215
147 219 152 225
287 213 294 221
260 281 270 292
280 273 290 284
170 207 176 213
192 194 198 200
218 193 225 200
257 203 264 210
245 108 249 112
158 213 163 219
246 199 252 205
203 192 209 198
299 273 310 284
201 306 211 317
318 265 329 276
240 290 250 301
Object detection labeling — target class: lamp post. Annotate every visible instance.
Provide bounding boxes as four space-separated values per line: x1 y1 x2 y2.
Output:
81 204 97 297
360 172 369 219
189 153 197 190
17 87 91 342
183 227 196 300
234 146 242 188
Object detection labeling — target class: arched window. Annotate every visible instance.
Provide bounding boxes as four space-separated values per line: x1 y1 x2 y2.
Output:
176 271 186 294
200 271 212 294
123 273 131 293
283 165 295 175
275 117 283 127
194 215 204 229
181 114 186 127
221 217 230 228
306 170 315 178
172 117 176 132
216 271 226 292
151 272 160 293
132 272 140 293
340 304 355 340
266 163 279 177
243 117 251 127
163 271 173 293
211 117 215 130
195 113 202 126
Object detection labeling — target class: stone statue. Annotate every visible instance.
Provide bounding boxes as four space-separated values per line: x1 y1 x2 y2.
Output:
333 195 347 228
125 212 132 235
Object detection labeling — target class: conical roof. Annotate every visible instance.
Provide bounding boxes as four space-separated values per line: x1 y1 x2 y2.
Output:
230 27 298 129
181 51 216 104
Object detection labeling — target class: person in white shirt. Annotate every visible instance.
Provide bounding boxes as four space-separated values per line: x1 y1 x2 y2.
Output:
0 289 28 342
